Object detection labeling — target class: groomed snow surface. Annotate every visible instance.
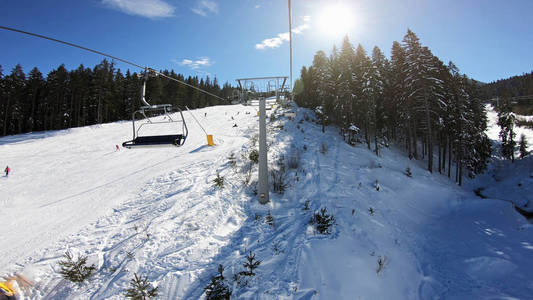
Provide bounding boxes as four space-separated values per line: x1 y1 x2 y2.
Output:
1 103 532 299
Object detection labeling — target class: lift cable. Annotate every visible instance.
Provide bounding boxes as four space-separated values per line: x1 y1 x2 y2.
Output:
0 25 226 102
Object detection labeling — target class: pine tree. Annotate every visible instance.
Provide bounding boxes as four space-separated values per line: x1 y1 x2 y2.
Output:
369 46 388 155
310 208 335 234
239 251 261 277
204 264 231 300
497 99 516 162
3 64 26 135
338 36 356 130
24 67 45 132
312 51 330 132
519 134 529 158
124 273 159 299
352 44 373 149
58 251 96 283
213 173 224 188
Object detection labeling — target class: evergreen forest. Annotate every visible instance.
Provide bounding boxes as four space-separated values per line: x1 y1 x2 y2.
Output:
484 71 533 99
294 30 492 185
0 59 235 137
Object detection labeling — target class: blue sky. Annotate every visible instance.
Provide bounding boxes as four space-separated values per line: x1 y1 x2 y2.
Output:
1 0 532 86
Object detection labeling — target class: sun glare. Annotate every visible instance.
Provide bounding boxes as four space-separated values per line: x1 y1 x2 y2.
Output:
317 4 355 38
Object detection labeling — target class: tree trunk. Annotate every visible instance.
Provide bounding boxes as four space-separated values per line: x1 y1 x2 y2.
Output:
442 134 447 173
448 139 452 178
438 132 442 174
3 96 10 136
425 92 433 172
413 119 418 159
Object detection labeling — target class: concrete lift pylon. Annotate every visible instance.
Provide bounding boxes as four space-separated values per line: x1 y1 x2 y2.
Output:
236 76 288 204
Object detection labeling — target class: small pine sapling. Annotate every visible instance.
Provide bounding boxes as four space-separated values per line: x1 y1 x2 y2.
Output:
303 200 310 211
213 173 225 189
405 167 412 177
204 265 231 300
228 153 237 167
270 163 288 193
58 251 96 283
272 241 282 255
239 251 261 277
376 256 388 274
310 208 335 234
124 273 159 299
249 149 259 164
368 207 375 216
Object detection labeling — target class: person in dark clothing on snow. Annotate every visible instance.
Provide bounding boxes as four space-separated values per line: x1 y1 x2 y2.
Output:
4 166 10 177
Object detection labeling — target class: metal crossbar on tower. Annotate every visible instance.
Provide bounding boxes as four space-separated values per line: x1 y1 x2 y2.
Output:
236 76 288 104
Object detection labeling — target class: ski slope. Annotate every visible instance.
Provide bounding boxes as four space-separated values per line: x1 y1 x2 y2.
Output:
1 104 532 299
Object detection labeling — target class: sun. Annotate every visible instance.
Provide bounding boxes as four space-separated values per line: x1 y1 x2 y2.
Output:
317 3 355 38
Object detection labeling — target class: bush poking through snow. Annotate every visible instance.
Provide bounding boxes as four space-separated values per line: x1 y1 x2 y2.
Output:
239 251 261 277
376 256 388 274
250 134 258 147
214 173 224 189
124 273 159 299
126 251 134 260
374 180 381 191
265 210 274 227
242 162 253 185
204 264 231 300
405 167 412 177
320 142 328 155
310 208 335 234
272 241 282 255
287 149 301 169
249 149 259 164
227 153 237 168
303 200 310 211
58 251 96 283
519 134 529 158
271 158 288 194
368 207 375 216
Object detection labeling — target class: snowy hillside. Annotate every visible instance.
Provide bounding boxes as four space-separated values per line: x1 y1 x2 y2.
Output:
468 104 533 213
1 104 532 299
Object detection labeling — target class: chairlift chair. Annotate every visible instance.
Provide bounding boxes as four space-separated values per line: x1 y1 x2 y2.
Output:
122 69 188 149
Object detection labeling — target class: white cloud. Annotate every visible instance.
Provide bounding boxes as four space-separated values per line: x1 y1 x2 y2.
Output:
173 57 214 70
102 0 175 19
255 17 311 50
192 0 219 17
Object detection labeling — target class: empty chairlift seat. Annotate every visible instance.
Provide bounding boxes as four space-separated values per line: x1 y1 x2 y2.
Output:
122 105 188 149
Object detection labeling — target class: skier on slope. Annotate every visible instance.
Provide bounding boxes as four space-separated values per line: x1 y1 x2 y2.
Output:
4 166 10 177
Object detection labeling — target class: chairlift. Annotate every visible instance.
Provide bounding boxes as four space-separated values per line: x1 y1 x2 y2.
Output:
122 70 188 149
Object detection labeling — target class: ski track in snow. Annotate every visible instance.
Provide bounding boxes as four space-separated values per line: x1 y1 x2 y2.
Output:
1 103 532 299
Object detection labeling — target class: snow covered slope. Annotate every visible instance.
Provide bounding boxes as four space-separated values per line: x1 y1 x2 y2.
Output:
469 104 533 213
1 104 532 299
